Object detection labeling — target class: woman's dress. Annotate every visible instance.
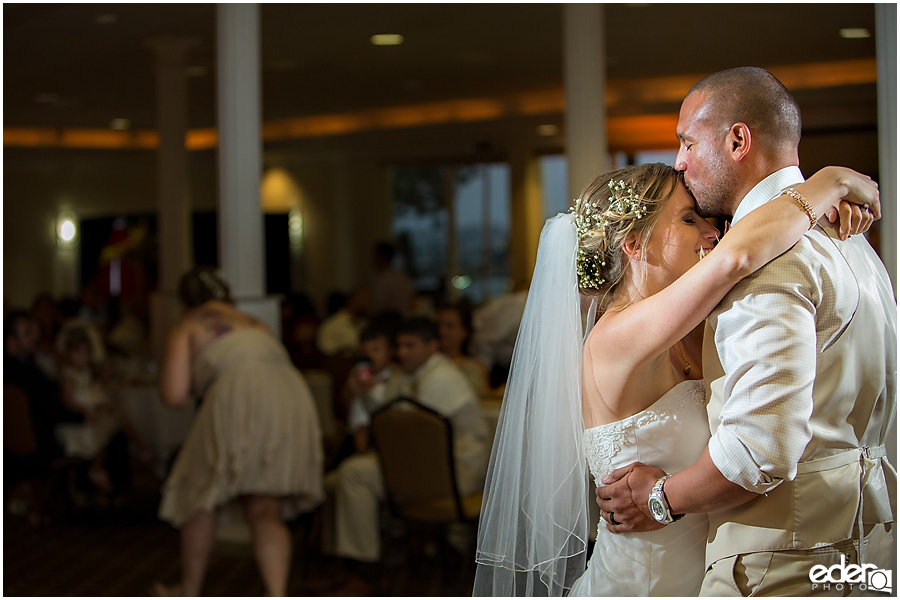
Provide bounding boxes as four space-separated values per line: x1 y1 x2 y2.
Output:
55 367 119 459
159 328 324 526
569 380 710 596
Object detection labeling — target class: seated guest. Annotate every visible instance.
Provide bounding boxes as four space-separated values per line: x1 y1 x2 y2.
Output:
281 293 322 370
315 288 370 357
437 302 490 396
106 300 150 383
344 321 399 462
4 310 83 521
323 316 490 595
56 296 109 377
4 311 83 455
31 292 63 379
470 282 528 388
54 326 152 494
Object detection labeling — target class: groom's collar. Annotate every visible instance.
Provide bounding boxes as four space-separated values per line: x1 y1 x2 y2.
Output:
731 166 804 226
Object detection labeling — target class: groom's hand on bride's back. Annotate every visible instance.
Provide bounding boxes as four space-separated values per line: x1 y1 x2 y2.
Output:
596 462 667 533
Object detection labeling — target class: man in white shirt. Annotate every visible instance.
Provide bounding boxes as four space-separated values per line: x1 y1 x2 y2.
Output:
470 284 528 387
315 288 370 357
324 317 489 595
597 67 895 595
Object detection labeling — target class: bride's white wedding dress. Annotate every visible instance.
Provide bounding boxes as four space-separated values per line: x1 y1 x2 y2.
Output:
569 380 711 597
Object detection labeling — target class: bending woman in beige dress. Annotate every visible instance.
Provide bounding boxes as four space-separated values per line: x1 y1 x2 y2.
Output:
153 267 324 596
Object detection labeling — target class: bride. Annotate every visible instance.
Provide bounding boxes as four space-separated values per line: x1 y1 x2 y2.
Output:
472 162 878 596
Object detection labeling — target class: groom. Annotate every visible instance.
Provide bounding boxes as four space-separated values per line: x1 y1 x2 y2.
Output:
597 67 896 595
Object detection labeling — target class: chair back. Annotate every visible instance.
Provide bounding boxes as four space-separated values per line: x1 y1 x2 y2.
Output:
370 396 465 523
4 385 39 455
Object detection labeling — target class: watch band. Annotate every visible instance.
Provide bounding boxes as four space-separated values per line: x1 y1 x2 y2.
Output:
661 480 685 522
649 475 672 524
649 474 685 525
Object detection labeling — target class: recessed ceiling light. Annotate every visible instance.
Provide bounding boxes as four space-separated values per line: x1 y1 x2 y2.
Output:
95 14 118 25
840 28 871 39
371 34 404 46
537 124 559 137
110 118 130 130
34 92 59 104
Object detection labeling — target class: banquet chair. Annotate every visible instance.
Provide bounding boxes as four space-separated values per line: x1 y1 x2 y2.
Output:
370 396 482 594
3 385 83 523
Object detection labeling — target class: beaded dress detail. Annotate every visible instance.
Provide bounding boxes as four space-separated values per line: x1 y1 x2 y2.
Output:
569 380 711 597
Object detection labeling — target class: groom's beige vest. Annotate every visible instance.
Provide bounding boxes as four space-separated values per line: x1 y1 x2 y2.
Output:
702 230 896 567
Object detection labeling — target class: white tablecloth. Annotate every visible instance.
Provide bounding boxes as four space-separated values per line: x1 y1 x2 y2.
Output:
116 385 195 476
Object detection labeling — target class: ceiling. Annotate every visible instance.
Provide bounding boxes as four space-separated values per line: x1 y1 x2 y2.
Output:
3 3 881 160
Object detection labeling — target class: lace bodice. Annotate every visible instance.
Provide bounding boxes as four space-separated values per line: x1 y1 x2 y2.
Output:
569 379 712 597
583 380 709 483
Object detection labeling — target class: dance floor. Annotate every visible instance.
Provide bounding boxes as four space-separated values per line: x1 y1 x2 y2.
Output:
3 462 475 597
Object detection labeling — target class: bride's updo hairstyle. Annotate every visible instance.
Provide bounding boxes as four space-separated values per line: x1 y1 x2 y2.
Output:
178 266 232 309
572 162 681 312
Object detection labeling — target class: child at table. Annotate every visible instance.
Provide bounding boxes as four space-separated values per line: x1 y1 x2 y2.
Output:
343 322 401 455
55 326 152 493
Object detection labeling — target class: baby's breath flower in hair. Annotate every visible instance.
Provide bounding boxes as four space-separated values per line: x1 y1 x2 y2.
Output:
570 164 680 314
571 179 647 291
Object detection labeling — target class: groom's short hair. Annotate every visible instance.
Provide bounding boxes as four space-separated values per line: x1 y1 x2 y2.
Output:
688 67 802 151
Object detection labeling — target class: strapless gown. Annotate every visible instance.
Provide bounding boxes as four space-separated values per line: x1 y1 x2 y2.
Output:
569 380 710 596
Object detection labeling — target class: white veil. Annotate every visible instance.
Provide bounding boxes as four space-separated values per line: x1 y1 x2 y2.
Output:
473 212 589 596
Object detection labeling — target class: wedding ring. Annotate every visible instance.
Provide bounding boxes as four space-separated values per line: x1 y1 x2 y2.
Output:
609 512 620 525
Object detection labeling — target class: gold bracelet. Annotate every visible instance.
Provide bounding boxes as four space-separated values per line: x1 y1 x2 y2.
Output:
783 188 817 230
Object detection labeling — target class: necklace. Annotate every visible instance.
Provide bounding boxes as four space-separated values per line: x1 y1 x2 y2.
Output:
673 342 692 376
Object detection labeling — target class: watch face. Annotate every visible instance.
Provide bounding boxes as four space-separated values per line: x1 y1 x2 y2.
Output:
649 497 666 521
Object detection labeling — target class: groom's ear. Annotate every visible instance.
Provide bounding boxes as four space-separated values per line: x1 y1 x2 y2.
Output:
726 122 752 161
622 233 643 262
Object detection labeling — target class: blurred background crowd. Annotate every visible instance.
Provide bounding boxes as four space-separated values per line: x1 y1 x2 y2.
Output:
3 253 520 596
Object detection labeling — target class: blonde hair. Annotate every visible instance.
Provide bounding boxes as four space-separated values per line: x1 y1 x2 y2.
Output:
574 163 681 313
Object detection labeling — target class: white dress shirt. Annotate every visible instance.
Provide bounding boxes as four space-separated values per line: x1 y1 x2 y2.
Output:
390 353 490 495
315 309 362 356
703 166 896 562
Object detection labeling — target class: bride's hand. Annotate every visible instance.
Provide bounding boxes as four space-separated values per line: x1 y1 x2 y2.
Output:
805 166 880 240
828 200 876 241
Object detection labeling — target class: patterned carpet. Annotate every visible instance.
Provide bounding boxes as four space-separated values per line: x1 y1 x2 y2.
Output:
3 462 475 597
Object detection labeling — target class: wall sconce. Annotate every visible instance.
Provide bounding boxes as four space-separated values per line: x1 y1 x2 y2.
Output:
57 212 78 246
288 209 303 247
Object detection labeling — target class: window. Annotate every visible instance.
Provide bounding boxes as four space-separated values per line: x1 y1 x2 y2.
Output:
391 163 511 305
540 154 570 219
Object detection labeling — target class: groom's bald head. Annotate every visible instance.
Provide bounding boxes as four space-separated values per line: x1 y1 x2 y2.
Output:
687 67 802 155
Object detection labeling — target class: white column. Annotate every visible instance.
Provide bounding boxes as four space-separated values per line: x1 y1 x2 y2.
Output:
508 145 543 288
146 37 195 359
563 5 607 538
875 0 897 491
563 3 610 199
216 4 280 335
876 3 897 292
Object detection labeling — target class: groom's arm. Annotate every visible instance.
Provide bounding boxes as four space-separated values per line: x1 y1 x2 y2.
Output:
599 249 823 532
596 450 758 533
